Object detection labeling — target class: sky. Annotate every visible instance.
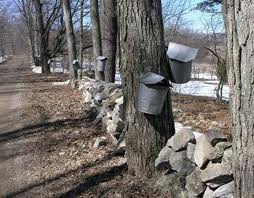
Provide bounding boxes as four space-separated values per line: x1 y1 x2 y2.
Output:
184 5 223 32
162 0 223 32
0 0 223 33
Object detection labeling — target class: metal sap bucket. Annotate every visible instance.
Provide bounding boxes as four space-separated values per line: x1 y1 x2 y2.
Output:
96 56 107 72
72 60 81 70
167 42 198 84
137 72 170 115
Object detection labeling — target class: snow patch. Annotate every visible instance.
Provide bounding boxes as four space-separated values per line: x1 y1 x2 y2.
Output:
175 122 204 140
192 72 218 80
32 66 42 74
115 72 122 85
172 80 229 100
52 80 70 86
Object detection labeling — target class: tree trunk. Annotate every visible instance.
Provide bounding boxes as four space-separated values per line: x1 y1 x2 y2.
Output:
118 0 175 177
33 0 50 74
34 14 40 58
90 0 104 80
62 0 78 79
101 0 117 83
223 1 254 197
79 0 84 65
20 0 40 66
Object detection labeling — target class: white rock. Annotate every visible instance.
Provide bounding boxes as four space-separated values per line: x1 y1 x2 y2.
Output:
209 142 232 162
94 92 107 102
93 137 107 148
155 146 173 171
106 123 116 133
169 150 196 176
201 163 233 188
106 111 113 118
213 181 234 198
194 135 212 168
172 128 196 151
187 143 196 163
166 136 174 148
222 148 233 174
155 173 188 198
102 116 110 128
206 129 227 146
185 168 206 196
115 96 123 104
203 187 214 198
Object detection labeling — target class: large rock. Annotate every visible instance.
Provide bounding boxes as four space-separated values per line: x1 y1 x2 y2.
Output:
185 168 206 197
93 81 106 92
102 83 119 97
206 129 227 146
84 90 93 103
69 79 79 89
201 163 233 188
93 137 107 148
113 118 125 132
102 116 110 129
213 181 234 198
169 150 196 176
96 105 107 121
172 128 196 151
166 136 174 148
114 135 126 155
79 79 94 91
155 146 173 171
155 173 188 198
222 148 233 174
115 96 123 105
104 89 123 108
106 111 113 118
106 118 124 136
203 187 214 198
209 142 232 162
187 143 196 163
109 88 123 102
106 123 120 136
113 97 124 120
94 92 107 103
194 135 212 168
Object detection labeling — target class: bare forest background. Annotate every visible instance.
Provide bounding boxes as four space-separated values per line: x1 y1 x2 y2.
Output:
0 0 226 92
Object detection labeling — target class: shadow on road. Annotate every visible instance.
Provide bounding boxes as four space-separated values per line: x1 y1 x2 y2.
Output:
4 155 127 198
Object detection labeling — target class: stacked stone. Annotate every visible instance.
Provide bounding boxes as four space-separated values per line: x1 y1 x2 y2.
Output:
79 77 125 150
155 128 234 198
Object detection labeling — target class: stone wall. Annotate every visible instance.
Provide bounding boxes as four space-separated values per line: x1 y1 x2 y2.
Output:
79 77 234 197
155 128 234 198
79 77 125 151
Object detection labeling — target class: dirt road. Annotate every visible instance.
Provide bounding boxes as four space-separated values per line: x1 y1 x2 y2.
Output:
0 57 128 198
0 56 31 197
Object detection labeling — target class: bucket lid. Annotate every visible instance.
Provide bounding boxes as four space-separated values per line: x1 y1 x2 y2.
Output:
48 59 54 64
96 56 107 61
139 72 168 85
167 42 198 62
72 59 81 69
73 59 79 64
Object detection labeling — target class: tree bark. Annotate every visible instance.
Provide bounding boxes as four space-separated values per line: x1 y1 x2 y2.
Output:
33 0 50 74
101 0 118 83
79 0 84 65
23 2 37 65
90 0 104 80
62 0 78 79
118 0 175 177
223 1 254 197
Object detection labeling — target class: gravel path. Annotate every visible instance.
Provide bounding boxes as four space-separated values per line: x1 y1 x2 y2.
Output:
0 57 157 198
0 56 30 197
